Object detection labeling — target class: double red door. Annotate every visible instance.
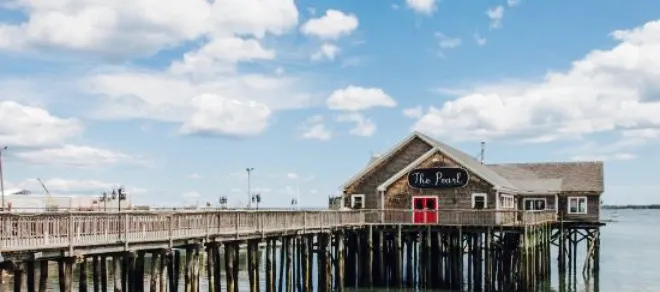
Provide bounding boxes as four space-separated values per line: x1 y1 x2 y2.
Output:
413 196 438 224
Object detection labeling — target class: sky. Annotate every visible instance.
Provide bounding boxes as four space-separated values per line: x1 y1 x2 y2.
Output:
0 0 659 207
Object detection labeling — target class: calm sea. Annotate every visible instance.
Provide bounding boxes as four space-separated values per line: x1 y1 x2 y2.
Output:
1 209 657 291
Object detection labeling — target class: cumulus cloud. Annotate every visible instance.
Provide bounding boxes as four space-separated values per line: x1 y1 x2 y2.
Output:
0 101 83 147
300 9 358 40
486 6 505 29
327 85 396 111
412 20 660 145
15 145 142 168
336 113 377 137
0 0 299 58
300 115 332 141
311 43 340 61
179 94 272 137
405 0 437 15
435 32 461 49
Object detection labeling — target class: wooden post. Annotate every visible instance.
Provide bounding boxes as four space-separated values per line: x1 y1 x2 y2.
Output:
191 248 200 292
206 245 216 292
278 238 285 292
79 258 88 292
174 250 181 290
136 252 145 292
167 251 178 292
301 236 310 292
184 249 192 292
286 237 293 292
365 226 373 288
101 256 108 292
394 225 402 288
113 256 122 292
150 252 159 292
58 259 66 292
159 251 167 292
268 240 276 292
266 240 273 292
38 260 48 292
64 258 74 292
13 263 24 292
25 261 35 292
225 243 238 292
248 240 257 292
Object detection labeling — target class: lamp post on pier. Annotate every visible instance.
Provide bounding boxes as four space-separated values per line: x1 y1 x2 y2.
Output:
219 196 228 209
246 167 254 209
0 146 8 211
251 193 261 210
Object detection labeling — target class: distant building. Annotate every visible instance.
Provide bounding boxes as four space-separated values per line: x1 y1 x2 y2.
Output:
3 189 132 212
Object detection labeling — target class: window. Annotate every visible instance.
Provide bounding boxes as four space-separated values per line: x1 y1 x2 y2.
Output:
523 198 547 211
472 193 487 209
501 195 515 209
350 194 365 209
568 197 587 214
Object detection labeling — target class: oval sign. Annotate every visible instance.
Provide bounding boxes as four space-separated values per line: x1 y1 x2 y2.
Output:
407 167 470 189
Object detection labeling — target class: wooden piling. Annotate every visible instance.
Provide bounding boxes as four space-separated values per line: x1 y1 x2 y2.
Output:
79 258 88 292
113 256 122 292
38 260 48 292
13 263 23 292
225 244 236 292
101 256 108 292
26 260 35 292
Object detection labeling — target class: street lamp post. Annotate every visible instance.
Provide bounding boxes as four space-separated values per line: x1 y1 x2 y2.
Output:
0 146 7 211
219 196 228 209
246 167 254 209
251 193 261 210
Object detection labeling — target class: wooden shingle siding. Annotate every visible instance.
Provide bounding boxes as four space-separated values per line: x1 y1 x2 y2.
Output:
343 137 433 209
384 151 495 210
557 192 600 222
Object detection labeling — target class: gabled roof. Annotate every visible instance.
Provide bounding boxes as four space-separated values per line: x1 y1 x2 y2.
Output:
345 131 520 192
377 147 438 191
342 132 425 190
487 162 604 193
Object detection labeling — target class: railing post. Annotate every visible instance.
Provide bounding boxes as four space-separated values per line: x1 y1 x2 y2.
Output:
303 211 307 233
124 213 129 249
168 215 173 248
261 213 265 238
235 212 240 239
68 212 74 255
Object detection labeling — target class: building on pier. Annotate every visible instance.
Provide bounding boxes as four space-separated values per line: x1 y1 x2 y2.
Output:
341 131 604 224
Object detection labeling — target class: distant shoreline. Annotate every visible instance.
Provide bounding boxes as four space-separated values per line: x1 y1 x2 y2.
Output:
602 204 660 210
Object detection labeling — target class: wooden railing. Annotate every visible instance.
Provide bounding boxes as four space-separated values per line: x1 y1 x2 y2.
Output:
0 209 556 252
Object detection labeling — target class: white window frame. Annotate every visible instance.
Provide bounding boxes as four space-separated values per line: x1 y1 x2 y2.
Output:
567 196 588 214
501 195 515 209
350 194 366 209
523 198 547 211
472 193 488 209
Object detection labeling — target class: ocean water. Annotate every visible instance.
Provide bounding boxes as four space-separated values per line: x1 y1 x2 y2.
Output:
1 209 657 291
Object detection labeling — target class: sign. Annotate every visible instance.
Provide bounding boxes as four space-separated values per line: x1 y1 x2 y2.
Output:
407 167 469 189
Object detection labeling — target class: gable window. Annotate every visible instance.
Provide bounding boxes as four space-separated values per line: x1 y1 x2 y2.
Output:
568 197 587 214
472 193 487 209
350 194 365 209
523 198 547 211
501 195 515 209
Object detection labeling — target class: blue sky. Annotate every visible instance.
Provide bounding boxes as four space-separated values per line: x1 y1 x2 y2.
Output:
1 0 659 207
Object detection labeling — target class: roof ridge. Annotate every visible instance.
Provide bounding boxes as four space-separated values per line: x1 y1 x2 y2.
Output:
487 161 604 166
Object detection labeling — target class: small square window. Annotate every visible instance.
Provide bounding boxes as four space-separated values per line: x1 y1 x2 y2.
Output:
350 194 365 209
567 197 587 214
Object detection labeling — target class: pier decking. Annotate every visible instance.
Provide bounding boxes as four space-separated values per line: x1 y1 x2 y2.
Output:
0 209 597 292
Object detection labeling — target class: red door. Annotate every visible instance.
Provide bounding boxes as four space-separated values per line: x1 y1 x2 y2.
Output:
413 197 425 223
412 197 439 224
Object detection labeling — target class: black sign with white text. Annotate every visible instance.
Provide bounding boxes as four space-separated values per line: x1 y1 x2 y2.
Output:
407 167 469 189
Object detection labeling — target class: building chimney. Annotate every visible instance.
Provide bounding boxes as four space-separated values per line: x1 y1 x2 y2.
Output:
480 141 485 165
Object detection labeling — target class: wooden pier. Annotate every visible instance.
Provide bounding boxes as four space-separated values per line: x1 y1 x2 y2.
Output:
0 209 601 291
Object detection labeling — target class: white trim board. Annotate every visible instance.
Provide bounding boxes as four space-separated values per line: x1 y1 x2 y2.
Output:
567 196 588 214
472 193 488 209
350 194 365 209
377 147 439 191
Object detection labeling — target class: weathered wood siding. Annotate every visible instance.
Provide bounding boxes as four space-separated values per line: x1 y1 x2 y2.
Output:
517 195 556 211
384 151 496 210
557 192 601 222
343 137 433 209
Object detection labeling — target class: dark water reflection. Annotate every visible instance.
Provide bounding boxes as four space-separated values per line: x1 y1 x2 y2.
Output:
1 209 655 291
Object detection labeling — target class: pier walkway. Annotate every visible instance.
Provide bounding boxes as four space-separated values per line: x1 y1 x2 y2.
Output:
0 209 555 257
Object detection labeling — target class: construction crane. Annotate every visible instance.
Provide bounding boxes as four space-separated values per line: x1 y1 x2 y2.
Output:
37 178 56 212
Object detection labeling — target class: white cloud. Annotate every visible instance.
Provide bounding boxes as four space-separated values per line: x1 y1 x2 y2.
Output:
474 32 487 46
327 85 396 111
486 6 505 29
403 106 424 119
435 32 461 49
14 145 141 168
311 43 340 61
286 173 299 179
7 178 146 196
179 93 271 137
0 0 299 58
405 0 437 15
169 37 275 77
507 0 521 7
412 20 660 144
188 173 203 179
300 115 332 141
337 113 376 137
0 101 83 147
300 9 358 40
